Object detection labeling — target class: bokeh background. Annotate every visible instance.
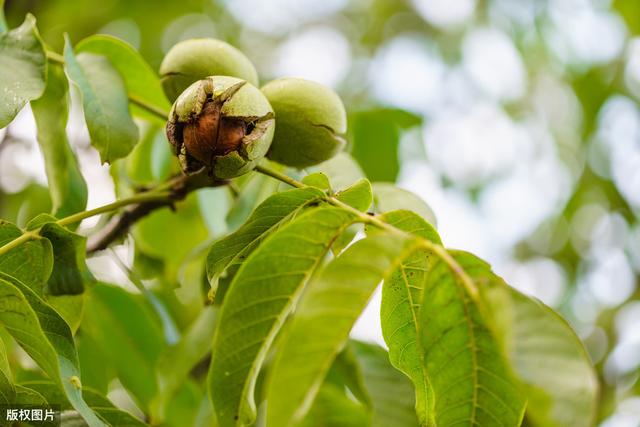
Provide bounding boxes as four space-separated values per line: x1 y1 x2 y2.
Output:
1 0 639 425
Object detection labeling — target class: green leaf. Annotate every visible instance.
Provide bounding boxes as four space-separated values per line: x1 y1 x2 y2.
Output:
0 184 52 227
301 172 331 191
0 14 47 128
152 307 217 422
335 178 373 212
76 35 171 122
349 109 421 182
326 345 371 406
63 35 138 164
420 253 526 426
82 283 164 412
265 233 420 427
21 381 147 426
27 215 93 295
31 63 88 218
77 331 115 394
329 178 373 254
0 221 53 295
14 385 48 406
0 338 15 406
299 383 370 427
374 210 441 426
351 341 419 427
372 183 436 227
206 187 324 289
0 273 105 426
85 388 148 427
209 207 356 426
474 256 599 427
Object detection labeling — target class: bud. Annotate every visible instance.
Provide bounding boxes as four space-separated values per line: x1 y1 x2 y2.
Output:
160 38 259 102
166 76 274 179
261 78 347 168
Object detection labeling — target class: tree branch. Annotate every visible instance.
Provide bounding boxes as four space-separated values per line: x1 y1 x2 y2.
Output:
87 170 227 254
86 200 169 253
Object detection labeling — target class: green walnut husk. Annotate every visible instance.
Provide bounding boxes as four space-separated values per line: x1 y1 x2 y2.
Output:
261 77 347 169
160 38 259 102
166 76 275 179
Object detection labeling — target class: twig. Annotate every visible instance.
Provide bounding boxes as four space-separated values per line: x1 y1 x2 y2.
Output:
0 170 226 257
254 165 480 300
87 171 228 254
86 200 169 253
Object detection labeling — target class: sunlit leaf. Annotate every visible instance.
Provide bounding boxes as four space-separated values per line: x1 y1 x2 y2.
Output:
420 253 526 426
266 233 419 427
374 210 441 426
31 63 88 218
351 340 419 427
0 14 46 128
64 35 138 163
472 254 599 427
335 178 373 212
301 172 331 191
210 207 356 426
76 35 171 122
0 273 105 426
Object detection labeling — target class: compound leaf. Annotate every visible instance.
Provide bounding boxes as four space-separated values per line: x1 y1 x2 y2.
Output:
375 210 441 426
